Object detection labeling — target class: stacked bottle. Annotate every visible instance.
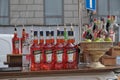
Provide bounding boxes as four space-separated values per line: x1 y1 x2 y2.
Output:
12 26 78 71
64 28 78 69
12 27 20 54
21 27 29 54
30 31 41 71
42 31 55 70
54 29 65 70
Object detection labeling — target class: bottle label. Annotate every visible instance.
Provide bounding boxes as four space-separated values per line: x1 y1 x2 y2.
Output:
14 40 19 49
33 50 41 63
67 49 76 62
22 40 29 54
56 50 63 63
45 50 52 63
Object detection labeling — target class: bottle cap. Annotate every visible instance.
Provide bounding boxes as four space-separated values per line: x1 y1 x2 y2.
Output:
68 31 72 36
51 31 54 36
46 31 49 36
23 28 25 31
14 27 17 31
61 31 64 36
69 31 74 36
40 31 43 36
34 31 38 36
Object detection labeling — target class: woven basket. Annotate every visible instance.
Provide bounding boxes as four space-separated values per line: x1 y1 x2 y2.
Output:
79 42 113 51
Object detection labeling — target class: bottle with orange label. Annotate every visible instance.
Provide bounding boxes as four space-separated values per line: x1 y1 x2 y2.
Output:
64 31 78 69
21 27 29 54
12 27 20 54
39 31 45 70
54 30 65 70
42 31 55 70
30 31 41 71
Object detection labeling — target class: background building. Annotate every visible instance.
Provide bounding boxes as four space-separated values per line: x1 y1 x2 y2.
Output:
0 0 120 41
0 0 88 25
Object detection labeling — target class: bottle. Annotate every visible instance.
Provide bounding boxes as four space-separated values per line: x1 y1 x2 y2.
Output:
21 26 30 71
85 24 93 40
106 15 111 32
109 25 115 42
30 31 41 71
64 24 68 43
64 31 78 69
93 18 99 39
82 24 87 40
12 27 20 54
42 31 55 70
54 30 65 70
100 18 108 39
21 26 29 54
39 31 45 70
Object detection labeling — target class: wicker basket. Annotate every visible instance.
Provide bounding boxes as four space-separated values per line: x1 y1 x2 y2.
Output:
79 42 113 51
79 42 113 68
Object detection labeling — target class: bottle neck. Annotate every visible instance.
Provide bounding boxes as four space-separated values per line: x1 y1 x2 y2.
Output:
14 32 18 37
33 36 38 44
56 36 61 44
22 31 26 38
68 36 75 44
46 36 51 44
39 36 44 44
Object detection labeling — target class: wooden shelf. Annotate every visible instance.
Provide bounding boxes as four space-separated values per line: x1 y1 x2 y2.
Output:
0 66 120 79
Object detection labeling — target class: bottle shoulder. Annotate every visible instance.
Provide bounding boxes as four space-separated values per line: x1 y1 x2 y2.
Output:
65 42 75 48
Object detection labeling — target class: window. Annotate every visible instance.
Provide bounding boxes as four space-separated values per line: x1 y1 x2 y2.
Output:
44 0 63 25
97 0 108 16
96 0 120 23
0 0 9 25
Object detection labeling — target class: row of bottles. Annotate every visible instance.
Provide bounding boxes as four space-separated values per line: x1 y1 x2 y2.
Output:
82 15 116 42
30 29 78 71
12 27 29 54
12 26 78 71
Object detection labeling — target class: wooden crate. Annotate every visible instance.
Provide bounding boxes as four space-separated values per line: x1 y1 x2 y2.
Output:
108 46 120 57
6 54 22 67
101 55 116 66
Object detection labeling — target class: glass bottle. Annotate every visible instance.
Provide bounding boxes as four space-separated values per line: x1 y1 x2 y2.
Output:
100 18 108 40
21 26 29 54
54 30 65 70
106 15 111 32
39 31 45 70
12 27 20 54
42 31 55 70
64 31 78 69
30 31 41 71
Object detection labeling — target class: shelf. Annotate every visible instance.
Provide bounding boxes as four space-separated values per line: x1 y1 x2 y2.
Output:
0 66 120 79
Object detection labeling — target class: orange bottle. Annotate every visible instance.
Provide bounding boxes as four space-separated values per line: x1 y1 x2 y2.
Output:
30 31 41 71
42 31 55 70
12 27 20 54
54 31 65 70
39 31 45 70
21 27 29 54
64 31 78 69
